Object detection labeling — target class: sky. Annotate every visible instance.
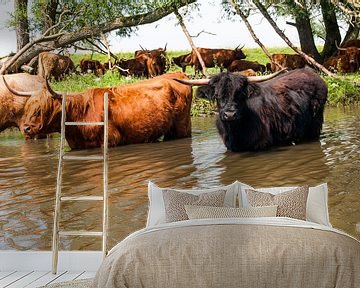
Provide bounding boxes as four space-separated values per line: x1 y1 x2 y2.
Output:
0 0 320 57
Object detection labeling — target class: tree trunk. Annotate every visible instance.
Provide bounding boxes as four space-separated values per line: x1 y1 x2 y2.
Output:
342 17 359 45
0 0 195 74
228 0 283 70
42 0 58 34
292 2 321 62
252 0 334 76
320 0 341 61
15 0 30 52
173 8 208 76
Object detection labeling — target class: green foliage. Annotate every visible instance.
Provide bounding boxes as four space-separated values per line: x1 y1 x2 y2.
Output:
324 75 360 106
191 88 216 117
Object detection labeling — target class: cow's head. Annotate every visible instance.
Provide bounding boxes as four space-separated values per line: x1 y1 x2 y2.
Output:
342 47 360 64
174 70 285 122
234 45 246 60
3 76 62 137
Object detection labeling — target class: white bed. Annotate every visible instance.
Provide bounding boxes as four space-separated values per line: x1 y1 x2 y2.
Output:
92 181 360 288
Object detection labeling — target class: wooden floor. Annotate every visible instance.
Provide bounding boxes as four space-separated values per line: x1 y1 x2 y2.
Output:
0 270 95 288
0 251 102 288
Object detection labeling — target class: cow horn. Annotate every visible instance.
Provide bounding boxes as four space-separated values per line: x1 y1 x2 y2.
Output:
45 78 62 99
247 69 287 82
164 43 167 51
173 78 210 86
139 44 146 51
235 44 245 50
2 75 34 97
335 41 346 51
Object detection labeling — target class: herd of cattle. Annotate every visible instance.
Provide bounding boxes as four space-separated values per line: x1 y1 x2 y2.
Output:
0 40 358 151
8 39 358 81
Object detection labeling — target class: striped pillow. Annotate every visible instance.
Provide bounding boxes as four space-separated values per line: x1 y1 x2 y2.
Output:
185 205 278 219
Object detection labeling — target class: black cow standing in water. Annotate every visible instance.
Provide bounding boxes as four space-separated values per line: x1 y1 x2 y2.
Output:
177 67 327 152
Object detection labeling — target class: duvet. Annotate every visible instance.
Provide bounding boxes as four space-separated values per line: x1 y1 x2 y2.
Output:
93 218 360 288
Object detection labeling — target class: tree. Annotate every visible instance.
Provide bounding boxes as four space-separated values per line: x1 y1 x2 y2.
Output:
1 0 196 74
261 0 358 62
14 0 30 51
174 7 208 76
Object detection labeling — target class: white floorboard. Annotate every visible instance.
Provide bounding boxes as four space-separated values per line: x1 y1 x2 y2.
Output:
6 272 49 288
0 272 33 287
0 272 16 281
0 251 98 287
74 271 95 280
22 271 67 288
48 271 85 284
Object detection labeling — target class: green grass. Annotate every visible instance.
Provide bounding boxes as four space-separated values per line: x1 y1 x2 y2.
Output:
50 48 360 113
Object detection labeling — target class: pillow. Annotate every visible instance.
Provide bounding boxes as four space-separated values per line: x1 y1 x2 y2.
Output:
162 189 226 223
185 205 278 219
239 183 331 226
246 186 309 220
146 181 239 227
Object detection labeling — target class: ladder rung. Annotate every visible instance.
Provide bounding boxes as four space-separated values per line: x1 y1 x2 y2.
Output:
65 122 104 126
59 231 103 237
62 155 104 161
61 196 104 201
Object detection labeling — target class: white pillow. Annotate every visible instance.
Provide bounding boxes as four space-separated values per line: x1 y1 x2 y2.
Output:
239 183 331 227
147 181 239 227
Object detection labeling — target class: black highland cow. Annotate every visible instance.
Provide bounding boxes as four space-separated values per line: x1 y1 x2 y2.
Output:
177 67 327 152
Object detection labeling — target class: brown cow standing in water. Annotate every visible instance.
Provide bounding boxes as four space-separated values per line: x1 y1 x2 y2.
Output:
0 74 45 136
5 73 192 149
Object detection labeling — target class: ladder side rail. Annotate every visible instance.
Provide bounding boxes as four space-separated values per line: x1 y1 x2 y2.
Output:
102 92 109 258
52 93 68 274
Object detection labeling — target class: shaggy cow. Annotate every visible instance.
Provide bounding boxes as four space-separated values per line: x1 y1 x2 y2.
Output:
38 52 75 80
191 47 246 74
227 60 266 73
270 54 306 72
80 59 105 76
0 74 45 135
116 56 149 78
5 72 192 149
176 68 327 152
172 53 192 72
328 46 360 73
135 46 168 76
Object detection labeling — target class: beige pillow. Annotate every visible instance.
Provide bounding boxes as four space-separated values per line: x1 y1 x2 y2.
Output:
162 189 226 223
246 186 309 220
185 205 278 219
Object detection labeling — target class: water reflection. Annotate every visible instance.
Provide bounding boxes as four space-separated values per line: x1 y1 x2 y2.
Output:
0 106 359 251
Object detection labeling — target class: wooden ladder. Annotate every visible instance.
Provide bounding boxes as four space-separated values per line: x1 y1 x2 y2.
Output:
52 92 109 274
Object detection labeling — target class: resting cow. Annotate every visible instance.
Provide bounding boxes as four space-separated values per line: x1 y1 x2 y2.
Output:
191 47 246 74
270 54 306 72
5 73 192 149
0 74 45 136
227 60 266 73
79 59 105 76
325 43 360 73
38 52 75 80
175 68 327 152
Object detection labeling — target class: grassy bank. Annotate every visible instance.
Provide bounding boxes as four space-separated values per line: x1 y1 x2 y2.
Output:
52 48 360 115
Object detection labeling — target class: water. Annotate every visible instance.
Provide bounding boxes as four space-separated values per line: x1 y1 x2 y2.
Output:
0 106 359 251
